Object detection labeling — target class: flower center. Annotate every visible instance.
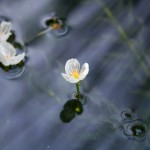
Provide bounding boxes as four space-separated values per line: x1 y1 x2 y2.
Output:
0 32 4 37
51 23 62 29
70 70 80 79
5 54 11 60
49 18 62 29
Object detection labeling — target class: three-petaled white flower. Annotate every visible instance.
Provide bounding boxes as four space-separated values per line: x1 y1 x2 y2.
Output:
61 58 89 83
0 41 25 66
0 21 12 41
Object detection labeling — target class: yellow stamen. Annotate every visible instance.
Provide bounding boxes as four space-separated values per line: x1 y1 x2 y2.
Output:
6 54 11 60
70 70 80 79
0 32 4 36
51 24 62 29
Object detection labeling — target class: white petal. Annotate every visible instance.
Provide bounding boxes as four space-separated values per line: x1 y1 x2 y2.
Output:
0 22 11 34
61 73 80 83
79 63 89 80
0 41 16 56
0 42 7 56
0 53 9 66
8 53 25 65
0 21 12 41
65 58 80 75
0 33 11 41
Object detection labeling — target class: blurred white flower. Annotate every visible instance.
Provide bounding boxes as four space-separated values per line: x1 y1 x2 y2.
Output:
0 21 12 41
0 41 25 66
61 58 89 83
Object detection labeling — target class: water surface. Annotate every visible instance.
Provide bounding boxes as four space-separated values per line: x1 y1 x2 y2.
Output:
0 0 150 150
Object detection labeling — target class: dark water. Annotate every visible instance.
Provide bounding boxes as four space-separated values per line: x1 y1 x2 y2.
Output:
0 0 150 149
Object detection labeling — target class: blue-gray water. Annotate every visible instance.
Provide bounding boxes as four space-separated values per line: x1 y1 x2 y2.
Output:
0 0 150 149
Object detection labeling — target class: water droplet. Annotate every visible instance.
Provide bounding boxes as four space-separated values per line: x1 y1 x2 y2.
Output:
123 120 147 141
72 92 87 105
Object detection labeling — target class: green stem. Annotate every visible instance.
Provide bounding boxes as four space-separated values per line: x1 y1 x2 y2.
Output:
25 28 52 45
36 28 52 37
76 82 81 99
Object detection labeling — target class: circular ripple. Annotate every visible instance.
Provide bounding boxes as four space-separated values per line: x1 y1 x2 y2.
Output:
72 92 87 105
121 110 135 123
41 16 70 37
49 25 69 37
123 120 147 141
0 62 25 80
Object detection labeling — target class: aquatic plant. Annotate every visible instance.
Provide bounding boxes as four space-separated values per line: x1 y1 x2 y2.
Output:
0 41 25 66
0 21 12 42
61 58 89 99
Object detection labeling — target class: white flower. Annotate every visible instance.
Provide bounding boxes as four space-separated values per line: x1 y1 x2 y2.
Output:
0 21 12 41
61 58 89 83
0 41 25 66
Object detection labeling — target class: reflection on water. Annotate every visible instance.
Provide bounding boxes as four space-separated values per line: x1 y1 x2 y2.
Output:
0 0 150 149
60 99 83 123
